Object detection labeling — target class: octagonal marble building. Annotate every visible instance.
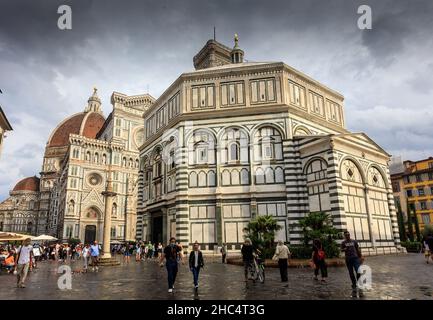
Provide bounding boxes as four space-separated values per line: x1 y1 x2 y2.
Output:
135 37 403 255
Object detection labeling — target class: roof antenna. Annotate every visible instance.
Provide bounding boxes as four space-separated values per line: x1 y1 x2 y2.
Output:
213 26 216 41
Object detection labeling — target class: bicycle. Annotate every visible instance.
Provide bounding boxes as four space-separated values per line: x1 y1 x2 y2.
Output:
248 253 265 283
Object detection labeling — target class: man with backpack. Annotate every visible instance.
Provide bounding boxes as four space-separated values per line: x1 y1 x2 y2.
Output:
160 237 183 293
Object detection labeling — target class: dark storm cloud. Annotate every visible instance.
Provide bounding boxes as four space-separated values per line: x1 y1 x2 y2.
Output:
1 0 433 198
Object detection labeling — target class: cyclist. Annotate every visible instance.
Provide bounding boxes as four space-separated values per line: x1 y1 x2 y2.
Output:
241 238 255 282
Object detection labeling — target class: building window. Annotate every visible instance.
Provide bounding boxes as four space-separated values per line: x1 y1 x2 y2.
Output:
289 81 306 108
392 182 400 192
429 163 433 169
416 174 422 182
111 227 116 238
196 145 208 164
418 188 425 196
406 189 412 197
420 201 427 210
221 81 245 106
250 78 276 103
309 91 325 116
422 213 431 224
404 176 410 184
229 142 240 162
191 84 215 109
429 172 433 180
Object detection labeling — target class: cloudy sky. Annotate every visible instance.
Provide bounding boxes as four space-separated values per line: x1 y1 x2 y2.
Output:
0 0 432 199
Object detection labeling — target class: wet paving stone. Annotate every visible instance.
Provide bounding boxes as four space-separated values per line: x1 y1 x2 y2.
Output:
0 253 432 300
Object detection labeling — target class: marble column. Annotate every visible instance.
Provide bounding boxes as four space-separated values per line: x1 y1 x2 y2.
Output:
101 173 117 259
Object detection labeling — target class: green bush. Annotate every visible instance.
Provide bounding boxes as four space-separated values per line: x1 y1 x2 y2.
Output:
295 212 341 258
400 241 422 252
244 215 282 259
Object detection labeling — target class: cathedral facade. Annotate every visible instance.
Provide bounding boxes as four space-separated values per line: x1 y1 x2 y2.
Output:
0 88 153 243
135 38 403 255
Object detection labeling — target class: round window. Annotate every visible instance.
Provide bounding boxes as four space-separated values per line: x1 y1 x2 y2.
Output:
88 173 102 186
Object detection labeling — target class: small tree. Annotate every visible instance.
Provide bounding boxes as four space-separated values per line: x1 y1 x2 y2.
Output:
407 202 414 241
243 215 281 258
422 224 433 238
413 208 421 241
298 212 340 258
396 200 407 242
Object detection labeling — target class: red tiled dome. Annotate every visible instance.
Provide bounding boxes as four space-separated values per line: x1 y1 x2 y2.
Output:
47 112 105 147
13 176 40 192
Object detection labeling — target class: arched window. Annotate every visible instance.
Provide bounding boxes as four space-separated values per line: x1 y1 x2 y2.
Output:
188 130 216 165
265 167 274 183
208 170 216 186
229 142 240 162
189 172 198 187
29 200 35 210
222 169 231 186
220 128 249 164
198 171 207 187
241 168 249 185
293 126 311 136
256 168 265 184
231 169 240 185
94 153 99 164
86 151 91 161
275 167 284 183
254 127 283 161
195 142 208 164
102 154 107 164
122 157 127 167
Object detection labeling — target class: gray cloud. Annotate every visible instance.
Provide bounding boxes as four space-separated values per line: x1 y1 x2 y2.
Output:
1 0 433 199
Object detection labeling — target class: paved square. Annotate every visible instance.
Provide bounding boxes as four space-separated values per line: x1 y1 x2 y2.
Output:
0 253 432 300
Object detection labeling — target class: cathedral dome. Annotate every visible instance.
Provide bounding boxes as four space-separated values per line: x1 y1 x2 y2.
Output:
13 176 40 192
47 111 105 147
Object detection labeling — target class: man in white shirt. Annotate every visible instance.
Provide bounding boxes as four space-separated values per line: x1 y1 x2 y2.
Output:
15 238 34 288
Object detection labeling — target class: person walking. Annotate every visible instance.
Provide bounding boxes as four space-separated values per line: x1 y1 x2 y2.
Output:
14 238 34 288
311 239 328 282
341 231 364 297
425 234 433 263
123 243 131 263
241 238 255 282
135 243 141 262
82 244 90 272
90 241 100 272
160 237 183 293
273 240 290 282
220 243 227 263
189 242 204 290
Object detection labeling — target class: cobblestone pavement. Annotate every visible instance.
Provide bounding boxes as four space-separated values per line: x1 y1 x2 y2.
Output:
0 253 432 300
